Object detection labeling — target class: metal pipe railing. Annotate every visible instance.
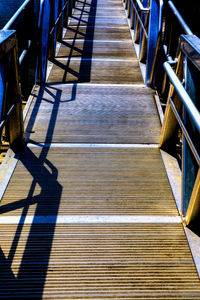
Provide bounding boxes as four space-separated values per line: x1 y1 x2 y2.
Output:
131 0 149 38
168 1 193 36
123 0 200 223
163 61 200 135
0 0 73 151
160 34 200 222
3 0 32 30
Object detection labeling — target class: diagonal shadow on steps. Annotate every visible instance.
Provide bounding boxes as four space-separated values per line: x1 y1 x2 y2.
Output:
50 0 97 83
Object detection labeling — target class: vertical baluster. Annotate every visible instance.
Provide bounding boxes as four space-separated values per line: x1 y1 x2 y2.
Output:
132 1 141 44
127 0 131 18
49 0 58 58
146 0 163 85
130 2 136 29
160 52 184 149
0 31 24 151
63 0 69 28
69 0 72 17
38 0 51 83
139 0 149 62
8 47 24 151
57 0 63 41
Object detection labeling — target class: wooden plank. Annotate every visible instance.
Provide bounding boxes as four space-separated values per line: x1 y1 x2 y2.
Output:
1 0 200 297
69 16 128 26
57 40 136 59
24 84 160 144
47 59 143 83
64 26 132 41
1 147 177 216
73 7 125 16
0 223 199 298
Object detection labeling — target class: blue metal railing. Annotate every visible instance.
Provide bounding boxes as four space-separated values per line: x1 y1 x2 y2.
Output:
124 0 200 224
123 0 163 84
160 34 200 224
2 0 71 85
0 0 73 150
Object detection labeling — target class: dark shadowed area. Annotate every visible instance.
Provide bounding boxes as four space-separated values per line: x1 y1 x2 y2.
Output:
0 0 24 28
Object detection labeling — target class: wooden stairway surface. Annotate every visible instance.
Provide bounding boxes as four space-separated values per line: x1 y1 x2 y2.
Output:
48 0 143 84
0 0 200 298
24 84 161 144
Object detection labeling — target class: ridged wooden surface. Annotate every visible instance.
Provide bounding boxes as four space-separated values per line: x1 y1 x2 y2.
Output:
1 147 177 216
0 223 200 298
48 59 143 84
25 85 160 144
57 40 136 59
0 0 200 297
48 0 143 84
64 26 132 41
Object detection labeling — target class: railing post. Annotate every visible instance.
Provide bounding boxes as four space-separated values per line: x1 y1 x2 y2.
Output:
48 0 58 59
138 0 149 62
38 0 51 84
21 0 40 97
57 0 64 42
146 0 162 85
0 31 24 151
68 0 73 16
63 0 69 27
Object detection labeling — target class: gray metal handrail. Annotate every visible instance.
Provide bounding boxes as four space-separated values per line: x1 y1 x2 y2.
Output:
149 1 193 89
160 33 200 224
163 61 200 168
163 62 200 135
130 0 149 38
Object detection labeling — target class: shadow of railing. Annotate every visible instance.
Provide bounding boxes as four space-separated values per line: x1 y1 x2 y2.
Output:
0 86 64 298
0 0 97 296
49 0 97 83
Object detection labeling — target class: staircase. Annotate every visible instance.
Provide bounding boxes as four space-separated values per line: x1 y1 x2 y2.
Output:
0 0 200 298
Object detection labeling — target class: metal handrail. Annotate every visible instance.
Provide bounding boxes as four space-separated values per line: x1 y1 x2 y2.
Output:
149 1 193 87
134 0 149 12
168 1 193 35
131 0 149 38
160 33 200 222
123 0 200 223
124 0 164 83
163 61 200 135
163 61 200 167
3 0 32 30
0 0 72 151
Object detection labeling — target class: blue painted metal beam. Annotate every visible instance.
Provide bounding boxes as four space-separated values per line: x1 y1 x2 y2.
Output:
0 30 16 122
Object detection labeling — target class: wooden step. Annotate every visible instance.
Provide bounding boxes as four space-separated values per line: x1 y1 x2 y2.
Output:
57 40 136 59
24 84 160 144
64 26 132 41
1 147 176 216
0 223 199 298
